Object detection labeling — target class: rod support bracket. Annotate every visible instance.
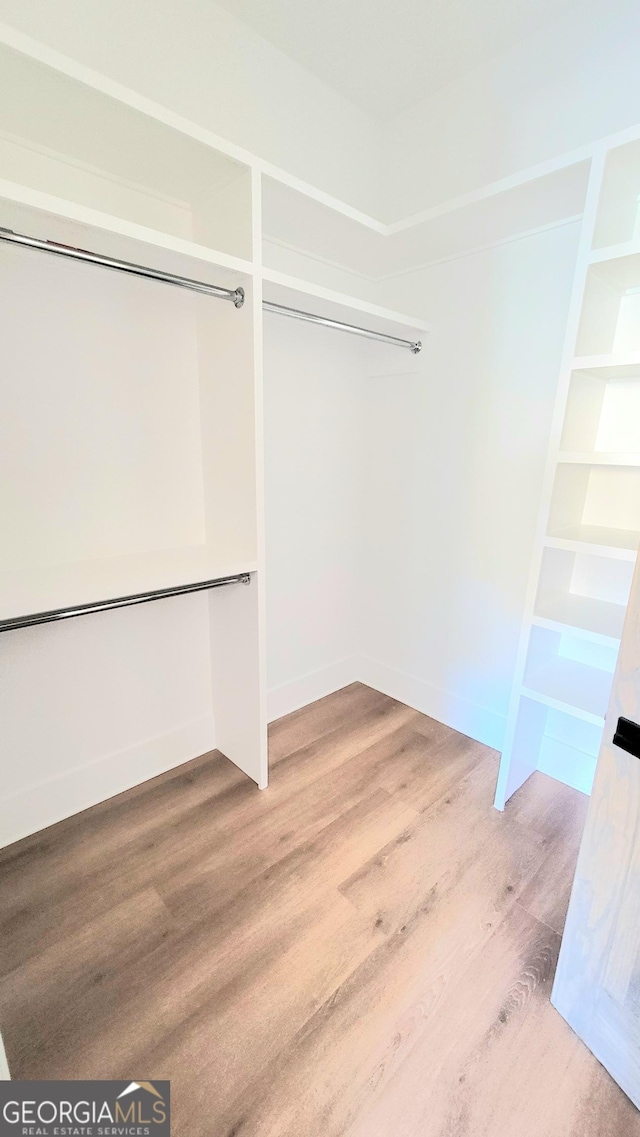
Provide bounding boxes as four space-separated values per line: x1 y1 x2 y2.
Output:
410 341 422 354
234 287 245 309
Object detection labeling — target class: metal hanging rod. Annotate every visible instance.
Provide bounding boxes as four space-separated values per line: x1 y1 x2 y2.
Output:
263 299 422 353
0 573 251 634
0 227 245 307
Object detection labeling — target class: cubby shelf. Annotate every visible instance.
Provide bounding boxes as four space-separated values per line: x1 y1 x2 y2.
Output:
557 452 640 466
589 241 640 265
521 657 612 726
570 353 640 377
532 594 626 646
545 526 640 559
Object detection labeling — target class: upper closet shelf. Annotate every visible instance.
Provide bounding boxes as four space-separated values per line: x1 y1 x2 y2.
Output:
0 547 258 627
0 42 254 268
261 268 429 349
532 594 626 646
261 162 590 303
0 178 254 277
0 194 252 303
558 453 640 466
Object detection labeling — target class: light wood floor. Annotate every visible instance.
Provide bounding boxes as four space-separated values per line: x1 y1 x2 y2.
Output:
1 683 638 1136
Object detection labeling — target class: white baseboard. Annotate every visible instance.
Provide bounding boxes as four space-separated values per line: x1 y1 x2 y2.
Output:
4 660 508 848
356 656 506 751
537 737 596 796
267 657 360 722
0 714 215 849
268 654 506 752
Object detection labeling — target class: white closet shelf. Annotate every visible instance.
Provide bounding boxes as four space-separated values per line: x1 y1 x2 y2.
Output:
557 452 640 466
521 657 613 726
261 267 429 344
545 524 640 560
0 547 258 625
532 593 626 646
589 240 640 265
0 180 255 279
584 249 640 289
570 353 640 378
262 161 590 283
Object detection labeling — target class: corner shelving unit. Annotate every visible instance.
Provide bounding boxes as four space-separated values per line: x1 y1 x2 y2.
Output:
495 132 640 808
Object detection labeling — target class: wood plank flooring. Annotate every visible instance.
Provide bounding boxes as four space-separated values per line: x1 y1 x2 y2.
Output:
1 682 638 1136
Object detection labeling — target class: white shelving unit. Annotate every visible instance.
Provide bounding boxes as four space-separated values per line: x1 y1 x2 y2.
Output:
0 35 428 846
495 133 640 807
0 42 267 846
5 25 639 844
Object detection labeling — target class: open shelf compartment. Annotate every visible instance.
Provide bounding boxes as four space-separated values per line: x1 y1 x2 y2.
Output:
0 215 257 622
546 461 640 557
533 546 632 645
508 696 602 798
577 254 640 357
0 42 253 264
521 625 616 726
592 137 640 251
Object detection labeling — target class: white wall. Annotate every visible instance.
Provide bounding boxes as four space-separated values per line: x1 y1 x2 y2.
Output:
385 0 640 219
0 595 215 845
0 0 384 217
358 222 582 747
264 316 365 719
263 222 582 750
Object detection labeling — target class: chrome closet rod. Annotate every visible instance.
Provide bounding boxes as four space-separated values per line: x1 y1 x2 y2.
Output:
263 299 422 353
0 227 245 307
0 573 251 633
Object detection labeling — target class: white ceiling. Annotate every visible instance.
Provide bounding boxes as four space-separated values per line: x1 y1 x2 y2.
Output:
214 0 579 120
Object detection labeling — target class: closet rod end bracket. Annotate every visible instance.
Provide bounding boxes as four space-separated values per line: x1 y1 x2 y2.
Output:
233 287 246 309
410 341 422 354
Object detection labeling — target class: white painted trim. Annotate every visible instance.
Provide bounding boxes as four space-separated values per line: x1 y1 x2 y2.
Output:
0 23 256 170
267 657 507 746
261 266 430 333
0 714 215 849
267 658 360 723
356 657 506 751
